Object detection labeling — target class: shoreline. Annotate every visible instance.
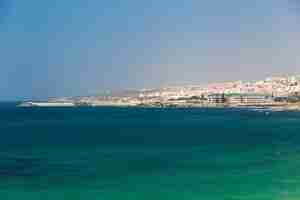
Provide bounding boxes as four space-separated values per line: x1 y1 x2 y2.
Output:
17 101 300 111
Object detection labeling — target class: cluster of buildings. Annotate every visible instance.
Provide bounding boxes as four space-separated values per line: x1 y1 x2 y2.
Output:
20 75 300 108
133 75 300 107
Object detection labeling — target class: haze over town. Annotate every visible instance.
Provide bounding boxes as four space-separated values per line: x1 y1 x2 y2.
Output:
1 1 300 100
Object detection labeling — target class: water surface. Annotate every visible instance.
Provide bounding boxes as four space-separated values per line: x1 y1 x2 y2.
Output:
1 104 300 200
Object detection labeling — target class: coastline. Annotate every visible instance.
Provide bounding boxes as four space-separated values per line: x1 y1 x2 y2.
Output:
17 101 300 111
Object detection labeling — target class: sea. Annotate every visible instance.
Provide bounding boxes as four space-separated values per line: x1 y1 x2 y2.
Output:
1 102 300 200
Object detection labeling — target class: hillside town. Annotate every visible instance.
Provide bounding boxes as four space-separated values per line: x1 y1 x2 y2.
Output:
21 75 300 109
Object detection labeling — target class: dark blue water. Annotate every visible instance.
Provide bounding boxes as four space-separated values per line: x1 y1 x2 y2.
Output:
1 103 300 199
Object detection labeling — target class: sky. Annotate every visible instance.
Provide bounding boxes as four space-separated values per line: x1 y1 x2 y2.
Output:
0 0 300 100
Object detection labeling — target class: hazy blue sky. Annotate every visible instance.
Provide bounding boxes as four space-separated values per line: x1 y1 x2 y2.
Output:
1 0 300 100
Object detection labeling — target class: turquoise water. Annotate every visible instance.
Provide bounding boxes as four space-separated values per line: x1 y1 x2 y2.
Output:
1 103 300 199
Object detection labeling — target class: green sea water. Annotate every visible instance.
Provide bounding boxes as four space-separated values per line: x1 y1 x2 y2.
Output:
1 103 300 199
